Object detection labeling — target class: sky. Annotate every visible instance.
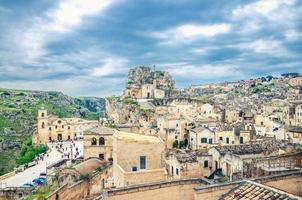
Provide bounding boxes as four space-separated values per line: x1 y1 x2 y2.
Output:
0 0 301 97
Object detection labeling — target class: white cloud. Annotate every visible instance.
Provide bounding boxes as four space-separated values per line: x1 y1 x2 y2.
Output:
47 0 113 33
231 0 299 35
20 0 115 64
158 62 241 78
91 57 128 77
285 29 302 41
230 39 294 57
175 24 231 38
146 23 231 46
232 0 295 18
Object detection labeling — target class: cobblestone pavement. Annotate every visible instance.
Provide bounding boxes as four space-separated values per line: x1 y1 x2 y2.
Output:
0 140 83 188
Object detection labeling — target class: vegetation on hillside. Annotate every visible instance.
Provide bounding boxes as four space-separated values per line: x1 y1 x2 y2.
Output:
0 88 105 175
16 138 48 165
25 185 53 200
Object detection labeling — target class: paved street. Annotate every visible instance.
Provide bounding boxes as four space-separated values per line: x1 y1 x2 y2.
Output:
0 141 83 188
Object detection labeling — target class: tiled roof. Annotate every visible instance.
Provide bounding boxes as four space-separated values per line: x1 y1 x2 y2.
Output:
220 180 301 200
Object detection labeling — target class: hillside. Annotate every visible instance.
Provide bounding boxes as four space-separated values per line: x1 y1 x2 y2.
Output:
0 88 105 175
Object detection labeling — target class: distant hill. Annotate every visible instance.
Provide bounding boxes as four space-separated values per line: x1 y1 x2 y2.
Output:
0 88 105 175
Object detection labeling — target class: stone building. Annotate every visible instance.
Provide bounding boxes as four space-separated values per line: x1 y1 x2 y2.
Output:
208 140 300 181
289 76 302 87
166 150 212 179
83 126 114 160
34 107 99 144
287 126 302 144
189 126 215 150
112 131 166 187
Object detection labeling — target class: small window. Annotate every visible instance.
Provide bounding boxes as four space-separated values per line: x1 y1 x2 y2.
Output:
219 137 223 141
49 127 51 131
41 122 45 128
58 120 61 124
99 137 105 145
204 160 208 168
209 138 213 144
91 137 97 145
226 137 229 144
140 156 146 170
99 154 104 160
55 125 58 129
68 126 70 130
132 166 137 172
176 168 179 175
41 112 44 117
240 137 244 144
62 125 64 129
201 138 207 143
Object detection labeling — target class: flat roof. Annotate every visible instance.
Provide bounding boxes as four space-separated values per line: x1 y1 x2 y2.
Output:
114 131 162 143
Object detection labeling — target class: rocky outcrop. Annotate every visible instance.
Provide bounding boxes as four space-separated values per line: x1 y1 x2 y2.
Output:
127 66 175 91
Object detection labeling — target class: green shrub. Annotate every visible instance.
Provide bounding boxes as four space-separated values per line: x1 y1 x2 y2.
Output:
16 138 48 165
123 98 138 106
79 173 90 180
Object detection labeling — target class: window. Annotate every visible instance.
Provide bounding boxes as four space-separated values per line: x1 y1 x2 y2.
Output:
62 125 64 129
209 138 213 144
132 166 137 172
219 137 223 141
68 126 70 130
58 120 61 124
99 154 104 160
41 112 44 117
41 122 45 128
201 138 207 143
49 127 51 131
204 160 208 168
226 137 229 144
99 137 105 145
140 156 146 170
176 168 179 175
91 137 97 145
240 136 244 144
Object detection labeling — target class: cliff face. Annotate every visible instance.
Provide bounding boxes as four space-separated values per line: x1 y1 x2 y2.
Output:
0 88 105 175
127 66 175 91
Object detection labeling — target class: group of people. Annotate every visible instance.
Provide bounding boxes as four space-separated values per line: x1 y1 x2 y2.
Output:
52 140 82 160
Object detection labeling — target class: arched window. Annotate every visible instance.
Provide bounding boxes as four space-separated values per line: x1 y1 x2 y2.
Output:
41 112 44 117
91 137 97 145
99 137 105 145
41 122 45 128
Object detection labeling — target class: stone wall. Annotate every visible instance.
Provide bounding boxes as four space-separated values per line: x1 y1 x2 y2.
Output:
47 165 112 200
0 187 33 200
104 178 207 200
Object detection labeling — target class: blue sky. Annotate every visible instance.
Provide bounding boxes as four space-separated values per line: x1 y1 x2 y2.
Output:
0 0 301 97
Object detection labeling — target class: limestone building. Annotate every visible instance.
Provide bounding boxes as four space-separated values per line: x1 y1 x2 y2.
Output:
112 131 166 187
83 127 114 160
34 107 99 144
